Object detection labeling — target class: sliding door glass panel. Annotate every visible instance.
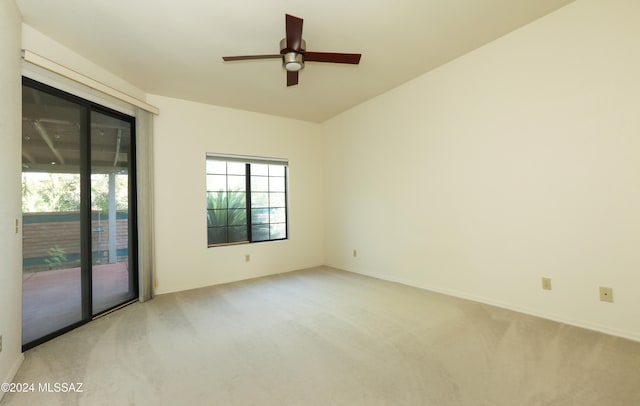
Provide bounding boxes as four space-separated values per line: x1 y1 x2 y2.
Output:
91 111 136 314
21 86 86 345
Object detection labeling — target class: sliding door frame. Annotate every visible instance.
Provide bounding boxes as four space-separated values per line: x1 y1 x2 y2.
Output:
22 77 139 351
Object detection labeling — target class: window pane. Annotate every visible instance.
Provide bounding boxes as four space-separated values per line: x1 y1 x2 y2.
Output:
228 209 247 226
228 162 246 175
207 157 288 246
251 208 269 224
206 175 226 192
251 164 268 176
269 176 285 192
207 210 227 227
270 223 286 239
269 192 286 208
207 192 227 209
251 176 269 192
206 160 227 174
208 227 227 245
227 192 246 209
228 226 247 243
251 192 269 208
269 165 285 176
227 175 246 191
252 225 269 241
270 208 286 223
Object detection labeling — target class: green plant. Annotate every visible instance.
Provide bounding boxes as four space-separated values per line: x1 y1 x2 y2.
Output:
21 173 81 213
206 191 247 226
44 245 68 270
206 191 247 244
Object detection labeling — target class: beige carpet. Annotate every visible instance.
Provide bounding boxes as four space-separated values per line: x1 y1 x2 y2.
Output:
3 267 640 405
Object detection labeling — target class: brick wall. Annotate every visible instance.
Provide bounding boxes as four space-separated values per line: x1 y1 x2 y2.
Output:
23 211 129 270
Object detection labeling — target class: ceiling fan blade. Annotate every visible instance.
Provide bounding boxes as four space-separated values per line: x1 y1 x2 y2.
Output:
222 54 282 61
287 70 299 87
285 14 304 51
304 52 361 64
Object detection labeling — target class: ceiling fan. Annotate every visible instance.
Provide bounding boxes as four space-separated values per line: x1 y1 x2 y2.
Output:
222 14 362 87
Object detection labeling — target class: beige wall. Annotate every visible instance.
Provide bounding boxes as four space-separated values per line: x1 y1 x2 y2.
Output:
149 94 325 294
323 0 640 340
0 0 25 395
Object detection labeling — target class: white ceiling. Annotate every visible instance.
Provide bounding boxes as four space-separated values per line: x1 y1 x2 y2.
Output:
16 0 574 123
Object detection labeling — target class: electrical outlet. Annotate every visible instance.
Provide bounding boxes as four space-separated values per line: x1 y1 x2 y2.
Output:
353 249 357 257
154 278 158 289
542 277 552 291
0 334 3 352
245 254 251 262
15 219 19 234
599 287 613 303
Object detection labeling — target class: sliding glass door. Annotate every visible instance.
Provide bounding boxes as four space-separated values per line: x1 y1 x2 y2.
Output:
21 85 86 346
21 78 138 349
90 111 137 314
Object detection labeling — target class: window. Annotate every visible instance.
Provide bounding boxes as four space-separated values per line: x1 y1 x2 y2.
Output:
206 154 288 246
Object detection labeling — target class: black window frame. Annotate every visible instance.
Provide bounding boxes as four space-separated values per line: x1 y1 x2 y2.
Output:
206 154 289 247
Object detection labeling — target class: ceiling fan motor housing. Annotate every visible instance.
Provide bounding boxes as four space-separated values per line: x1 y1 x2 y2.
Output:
280 38 306 71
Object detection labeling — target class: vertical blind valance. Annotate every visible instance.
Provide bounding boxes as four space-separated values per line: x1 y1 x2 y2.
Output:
21 49 159 115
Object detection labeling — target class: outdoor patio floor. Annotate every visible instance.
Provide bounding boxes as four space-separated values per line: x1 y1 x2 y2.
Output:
22 262 134 345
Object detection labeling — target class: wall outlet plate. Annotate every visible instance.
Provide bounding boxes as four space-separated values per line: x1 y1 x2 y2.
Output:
353 249 357 257
0 334 3 352
599 287 613 303
542 277 552 290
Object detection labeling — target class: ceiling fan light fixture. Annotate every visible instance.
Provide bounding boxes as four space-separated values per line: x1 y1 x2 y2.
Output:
222 16 361 86
284 52 304 72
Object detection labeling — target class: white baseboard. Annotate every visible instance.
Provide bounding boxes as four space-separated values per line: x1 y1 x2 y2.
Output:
328 264 640 343
0 353 25 402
